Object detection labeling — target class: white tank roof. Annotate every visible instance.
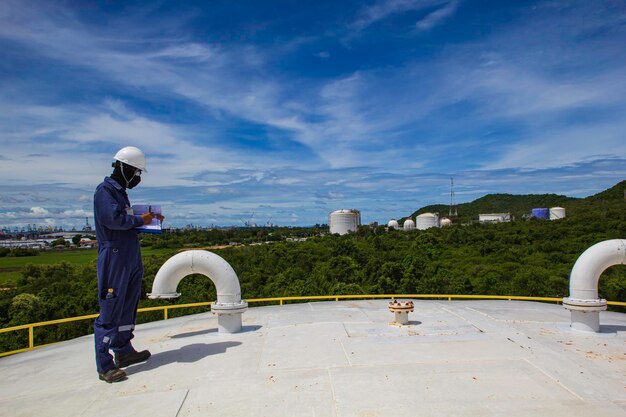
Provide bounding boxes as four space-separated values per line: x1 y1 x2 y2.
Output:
2 300 625 417
417 212 437 218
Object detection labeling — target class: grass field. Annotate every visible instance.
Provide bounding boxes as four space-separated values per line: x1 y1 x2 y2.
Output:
0 247 177 286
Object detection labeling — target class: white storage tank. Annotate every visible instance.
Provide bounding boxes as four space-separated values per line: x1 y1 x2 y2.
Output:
440 218 452 227
416 213 439 230
549 207 566 220
329 209 361 235
387 219 399 229
403 219 415 231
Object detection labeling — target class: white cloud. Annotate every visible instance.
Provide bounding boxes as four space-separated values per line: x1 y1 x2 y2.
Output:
61 209 91 217
415 1 459 31
0 99 248 188
202 188 240 195
485 120 626 170
147 43 215 61
352 0 452 31
30 207 49 216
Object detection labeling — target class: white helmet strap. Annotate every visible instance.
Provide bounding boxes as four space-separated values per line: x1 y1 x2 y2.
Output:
119 162 139 188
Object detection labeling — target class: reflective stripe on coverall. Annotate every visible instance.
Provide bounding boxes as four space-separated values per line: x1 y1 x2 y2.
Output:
93 177 145 373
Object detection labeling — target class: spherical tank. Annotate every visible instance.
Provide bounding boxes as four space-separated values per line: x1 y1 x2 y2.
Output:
387 219 399 229
416 213 439 230
440 218 452 227
549 207 566 220
329 209 361 235
403 219 415 231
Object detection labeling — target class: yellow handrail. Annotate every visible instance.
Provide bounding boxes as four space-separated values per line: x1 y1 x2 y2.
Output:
1 294 624 358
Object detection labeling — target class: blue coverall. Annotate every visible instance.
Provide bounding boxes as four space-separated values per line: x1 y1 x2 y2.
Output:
93 177 145 373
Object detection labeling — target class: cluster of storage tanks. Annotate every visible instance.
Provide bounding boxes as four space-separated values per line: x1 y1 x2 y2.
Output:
478 207 566 223
329 209 444 235
387 213 443 231
532 207 566 220
387 206 566 231
330 206 566 236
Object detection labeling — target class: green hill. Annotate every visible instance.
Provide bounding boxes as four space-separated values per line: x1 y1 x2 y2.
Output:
587 180 626 202
407 180 625 223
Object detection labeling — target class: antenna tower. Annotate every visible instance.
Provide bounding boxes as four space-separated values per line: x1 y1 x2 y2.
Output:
449 177 458 217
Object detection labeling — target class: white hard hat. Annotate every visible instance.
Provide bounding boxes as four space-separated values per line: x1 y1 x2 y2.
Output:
113 146 147 172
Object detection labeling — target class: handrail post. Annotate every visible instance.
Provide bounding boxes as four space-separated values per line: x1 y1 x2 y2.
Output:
164 307 168 320
28 326 34 350
280 298 283 305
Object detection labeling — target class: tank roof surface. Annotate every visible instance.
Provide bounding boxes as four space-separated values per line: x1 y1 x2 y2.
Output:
1 299 625 417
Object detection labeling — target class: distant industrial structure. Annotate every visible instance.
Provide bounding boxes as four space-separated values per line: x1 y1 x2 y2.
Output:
416 213 439 230
329 209 361 235
549 207 566 220
403 218 415 231
531 208 550 219
529 207 566 220
387 213 442 232
449 177 458 217
387 219 399 230
385 201 568 233
479 213 511 224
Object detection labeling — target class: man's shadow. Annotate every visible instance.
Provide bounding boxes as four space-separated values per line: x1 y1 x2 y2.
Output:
125 325 262 375
125 341 242 375
169 325 262 339
599 324 626 334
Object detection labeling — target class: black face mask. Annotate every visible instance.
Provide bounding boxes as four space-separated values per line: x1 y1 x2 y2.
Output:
127 174 141 189
111 163 142 189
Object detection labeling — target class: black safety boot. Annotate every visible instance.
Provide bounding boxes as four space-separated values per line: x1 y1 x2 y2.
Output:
98 368 127 383
115 349 151 368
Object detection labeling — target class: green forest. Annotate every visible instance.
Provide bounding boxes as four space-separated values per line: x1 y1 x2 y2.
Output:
1 181 625 353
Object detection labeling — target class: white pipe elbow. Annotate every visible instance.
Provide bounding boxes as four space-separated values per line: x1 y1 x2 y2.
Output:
148 250 240 302
567 239 626 301
563 239 626 332
148 250 247 333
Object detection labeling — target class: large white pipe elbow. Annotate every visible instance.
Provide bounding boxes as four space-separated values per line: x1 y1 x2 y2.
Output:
563 239 626 332
148 250 247 333
148 250 241 302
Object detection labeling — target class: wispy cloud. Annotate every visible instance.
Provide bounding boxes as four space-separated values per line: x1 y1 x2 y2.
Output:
352 0 455 31
415 0 459 31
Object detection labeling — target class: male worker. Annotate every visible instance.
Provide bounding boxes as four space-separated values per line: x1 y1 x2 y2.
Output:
93 146 164 383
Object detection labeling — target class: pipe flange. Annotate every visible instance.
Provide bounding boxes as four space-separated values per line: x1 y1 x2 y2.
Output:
388 300 415 313
147 292 181 299
211 300 248 315
562 297 607 312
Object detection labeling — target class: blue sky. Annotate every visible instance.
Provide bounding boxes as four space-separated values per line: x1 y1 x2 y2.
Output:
0 0 625 229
